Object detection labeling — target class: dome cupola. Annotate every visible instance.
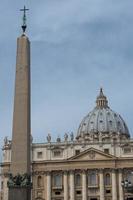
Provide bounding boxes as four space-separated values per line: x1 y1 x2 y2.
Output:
76 89 130 141
96 88 108 108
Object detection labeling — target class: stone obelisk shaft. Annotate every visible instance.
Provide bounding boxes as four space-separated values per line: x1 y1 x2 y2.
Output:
10 34 31 175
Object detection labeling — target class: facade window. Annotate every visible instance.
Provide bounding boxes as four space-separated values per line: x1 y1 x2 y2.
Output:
88 172 97 186
1 181 3 190
53 174 62 187
106 189 111 194
75 174 81 186
53 150 62 157
109 120 112 124
123 147 131 154
55 191 61 195
105 173 111 186
104 149 109 154
75 150 80 155
76 190 82 195
37 152 43 159
37 176 43 187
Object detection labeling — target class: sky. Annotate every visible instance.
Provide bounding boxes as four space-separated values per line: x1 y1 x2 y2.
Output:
0 0 133 151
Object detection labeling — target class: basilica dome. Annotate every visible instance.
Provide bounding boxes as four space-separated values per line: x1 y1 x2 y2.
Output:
76 89 130 140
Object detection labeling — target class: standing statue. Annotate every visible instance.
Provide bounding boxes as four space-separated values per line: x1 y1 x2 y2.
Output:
70 132 74 142
47 133 51 143
4 136 8 146
57 136 61 143
64 133 68 142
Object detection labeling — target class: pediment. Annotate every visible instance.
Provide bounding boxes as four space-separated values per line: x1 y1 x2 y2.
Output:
68 147 117 161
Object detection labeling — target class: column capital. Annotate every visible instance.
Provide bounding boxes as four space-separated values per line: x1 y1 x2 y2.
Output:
64 170 69 175
46 171 51 176
99 168 104 173
118 168 123 173
82 169 87 174
69 170 75 175
111 169 117 173
87 169 98 173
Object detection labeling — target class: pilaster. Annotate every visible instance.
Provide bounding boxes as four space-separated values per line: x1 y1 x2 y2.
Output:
70 171 75 200
82 170 87 200
99 169 105 200
64 171 68 200
112 169 117 200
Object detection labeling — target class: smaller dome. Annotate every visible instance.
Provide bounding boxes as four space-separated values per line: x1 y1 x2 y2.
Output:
77 89 130 140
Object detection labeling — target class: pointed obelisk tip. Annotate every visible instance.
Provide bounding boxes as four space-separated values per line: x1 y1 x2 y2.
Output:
20 5 29 34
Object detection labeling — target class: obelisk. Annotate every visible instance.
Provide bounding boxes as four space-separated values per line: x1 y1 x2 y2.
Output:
8 6 31 200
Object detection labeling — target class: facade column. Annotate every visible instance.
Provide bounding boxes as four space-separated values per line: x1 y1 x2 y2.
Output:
99 169 105 200
82 170 87 200
118 169 124 200
112 169 117 200
70 171 75 200
64 171 68 200
47 172 51 200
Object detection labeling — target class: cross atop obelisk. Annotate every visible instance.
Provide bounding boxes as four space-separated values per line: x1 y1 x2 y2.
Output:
20 5 29 33
8 6 31 200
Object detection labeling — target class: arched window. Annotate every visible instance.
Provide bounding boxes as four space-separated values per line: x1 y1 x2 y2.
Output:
37 176 43 187
53 174 62 187
105 173 111 186
75 174 81 186
88 172 97 186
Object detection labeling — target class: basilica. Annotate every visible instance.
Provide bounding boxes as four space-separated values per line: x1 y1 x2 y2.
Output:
1 8 133 200
1 88 133 200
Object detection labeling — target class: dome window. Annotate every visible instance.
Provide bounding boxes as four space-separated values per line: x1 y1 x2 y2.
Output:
107 112 110 115
100 112 103 115
91 121 94 124
117 121 120 126
114 113 117 117
100 120 103 123
109 120 112 125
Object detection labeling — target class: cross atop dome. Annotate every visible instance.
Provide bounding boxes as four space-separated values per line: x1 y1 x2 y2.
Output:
96 88 109 108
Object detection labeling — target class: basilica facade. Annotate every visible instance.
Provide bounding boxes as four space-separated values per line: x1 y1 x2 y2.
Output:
1 89 133 200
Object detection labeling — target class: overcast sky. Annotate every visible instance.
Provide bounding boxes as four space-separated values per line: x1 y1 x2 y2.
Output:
0 0 133 151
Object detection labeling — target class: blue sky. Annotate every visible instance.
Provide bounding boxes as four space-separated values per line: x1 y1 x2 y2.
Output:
0 0 133 150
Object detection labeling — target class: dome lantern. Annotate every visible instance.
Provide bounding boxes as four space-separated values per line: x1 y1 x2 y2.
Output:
96 88 108 108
